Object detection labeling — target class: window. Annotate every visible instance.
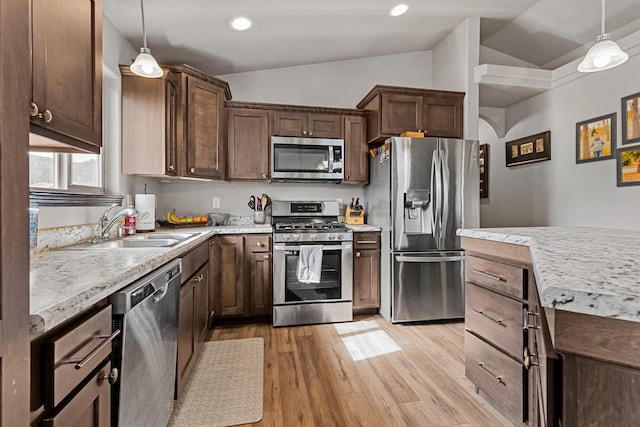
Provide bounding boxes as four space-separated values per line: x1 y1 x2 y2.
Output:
29 151 103 193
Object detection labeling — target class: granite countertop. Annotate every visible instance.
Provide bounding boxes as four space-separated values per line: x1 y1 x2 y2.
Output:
346 224 382 232
30 224 273 335
457 227 640 323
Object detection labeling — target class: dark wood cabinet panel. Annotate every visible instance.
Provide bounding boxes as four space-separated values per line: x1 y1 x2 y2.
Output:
353 232 380 310
227 108 270 181
356 85 465 143
193 264 209 347
343 115 368 185
30 0 102 153
422 94 463 138
213 235 245 316
247 252 272 316
42 362 111 427
185 76 226 179
177 276 196 397
273 111 341 138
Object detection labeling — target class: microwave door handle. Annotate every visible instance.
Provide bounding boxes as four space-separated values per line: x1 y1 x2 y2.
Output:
328 146 334 173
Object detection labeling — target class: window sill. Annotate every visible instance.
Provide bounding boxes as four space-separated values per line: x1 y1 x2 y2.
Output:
29 191 123 207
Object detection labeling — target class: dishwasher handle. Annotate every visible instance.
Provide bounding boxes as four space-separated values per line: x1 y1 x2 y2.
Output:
153 285 168 303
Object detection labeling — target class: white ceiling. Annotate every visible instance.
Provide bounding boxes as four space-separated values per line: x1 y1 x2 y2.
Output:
104 0 640 79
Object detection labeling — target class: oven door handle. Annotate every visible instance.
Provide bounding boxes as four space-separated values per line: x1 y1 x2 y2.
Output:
273 244 348 251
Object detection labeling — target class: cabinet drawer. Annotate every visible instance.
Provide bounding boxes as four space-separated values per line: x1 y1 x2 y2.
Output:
182 240 209 280
353 232 380 250
44 305 115 409
466 255 526 299
247 234 271 253
465 331 524 425
465 283 524 359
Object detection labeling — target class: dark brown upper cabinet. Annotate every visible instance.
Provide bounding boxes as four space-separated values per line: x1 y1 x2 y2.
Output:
120 63 231 180
273 111 342 138
343 115 368 185
226 104 271 181
356 85 464 144
30 0 103 154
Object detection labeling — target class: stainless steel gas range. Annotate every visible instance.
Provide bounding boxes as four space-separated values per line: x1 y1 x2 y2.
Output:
271 200 353 327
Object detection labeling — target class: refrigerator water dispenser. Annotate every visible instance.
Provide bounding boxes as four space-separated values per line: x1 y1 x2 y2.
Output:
403 189 431 234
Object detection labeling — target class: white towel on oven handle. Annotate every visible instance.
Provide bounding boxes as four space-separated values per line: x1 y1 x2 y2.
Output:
297 245 323 283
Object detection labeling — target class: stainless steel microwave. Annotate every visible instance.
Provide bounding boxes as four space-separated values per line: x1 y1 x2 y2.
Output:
270 136 344 182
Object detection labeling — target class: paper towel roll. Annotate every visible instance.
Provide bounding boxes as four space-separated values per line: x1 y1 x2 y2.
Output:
135 194 156 231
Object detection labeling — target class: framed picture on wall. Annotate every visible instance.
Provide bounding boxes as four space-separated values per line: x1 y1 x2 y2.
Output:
616 146 640 187
621 91 640 145
575 113 616 163
505 131 551 167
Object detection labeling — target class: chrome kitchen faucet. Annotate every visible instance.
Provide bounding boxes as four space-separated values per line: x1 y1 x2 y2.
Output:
98 204 138 239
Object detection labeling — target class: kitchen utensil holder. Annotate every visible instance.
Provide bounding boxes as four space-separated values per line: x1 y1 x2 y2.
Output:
253 211 266 224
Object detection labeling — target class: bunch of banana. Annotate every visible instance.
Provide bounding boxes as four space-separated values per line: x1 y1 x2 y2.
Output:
166 209 209 224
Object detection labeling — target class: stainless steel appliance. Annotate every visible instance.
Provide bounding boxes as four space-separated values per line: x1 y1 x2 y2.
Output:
272 200 353 327
270 136 344 182
111 259 182 427
366 137 479 323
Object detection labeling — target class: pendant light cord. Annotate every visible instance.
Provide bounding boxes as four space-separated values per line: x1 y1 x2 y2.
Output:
601 0 606 34
140 0 148 49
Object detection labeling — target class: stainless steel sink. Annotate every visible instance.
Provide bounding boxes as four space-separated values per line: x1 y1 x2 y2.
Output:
59 232 199 250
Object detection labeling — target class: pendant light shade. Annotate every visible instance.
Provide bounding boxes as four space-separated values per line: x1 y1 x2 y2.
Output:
578 0 628 73
130 0 163 78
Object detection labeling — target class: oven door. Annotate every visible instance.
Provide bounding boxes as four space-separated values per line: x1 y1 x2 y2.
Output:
270 136 344 181
273 241 353 305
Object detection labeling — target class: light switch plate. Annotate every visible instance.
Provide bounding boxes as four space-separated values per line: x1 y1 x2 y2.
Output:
212 197 221 209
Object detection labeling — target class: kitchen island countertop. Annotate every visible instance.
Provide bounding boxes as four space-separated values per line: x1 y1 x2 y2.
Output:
30 224 273 335
457 227 640 323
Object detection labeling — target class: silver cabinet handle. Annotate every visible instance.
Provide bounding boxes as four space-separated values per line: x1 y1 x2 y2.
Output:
64 329 121 369
472 308 506 327
193 273 204 283
473 361 505 385
29 102 53 123
472 269 506 282
99 367 119 385
356 240 377 244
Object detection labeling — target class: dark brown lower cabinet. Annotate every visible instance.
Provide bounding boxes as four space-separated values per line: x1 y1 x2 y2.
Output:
211 234 272 318
42 362 112 427
352 232 380 310
176 242 210 397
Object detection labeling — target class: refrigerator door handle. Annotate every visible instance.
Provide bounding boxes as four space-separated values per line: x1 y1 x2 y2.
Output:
395 255 465 263
430 152 439 241
439 146 450 247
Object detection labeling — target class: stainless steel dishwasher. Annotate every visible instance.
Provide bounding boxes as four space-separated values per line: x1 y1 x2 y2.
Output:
111 258 182 427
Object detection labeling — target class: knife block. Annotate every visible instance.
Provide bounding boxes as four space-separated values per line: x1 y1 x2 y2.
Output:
346 206 364 225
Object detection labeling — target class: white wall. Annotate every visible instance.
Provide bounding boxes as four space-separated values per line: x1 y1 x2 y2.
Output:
218 51 432 107
479 52 640 230
432 17 480 140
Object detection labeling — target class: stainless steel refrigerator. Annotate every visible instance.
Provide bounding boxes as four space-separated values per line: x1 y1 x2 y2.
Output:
366 137 479 322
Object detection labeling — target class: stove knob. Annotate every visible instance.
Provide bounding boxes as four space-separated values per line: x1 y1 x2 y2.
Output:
336 234 343 240
293 234 300 241
283 235 290 242
328 234 335 240
310 234 318 241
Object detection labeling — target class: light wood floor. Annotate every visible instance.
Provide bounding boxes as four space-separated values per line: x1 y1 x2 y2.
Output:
209 314 512 427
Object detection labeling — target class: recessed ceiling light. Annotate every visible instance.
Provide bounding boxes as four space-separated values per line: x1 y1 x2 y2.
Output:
389 4 409 17
230 16 252 31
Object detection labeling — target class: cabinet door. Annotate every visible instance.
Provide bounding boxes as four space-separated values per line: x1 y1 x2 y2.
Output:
185 76 226 179
380 93 423 135
42 362 111 427
422 95 463 138
307 113 342 138
213 235 245 316
193 264 209 347
248 252 272 315
227 108 270 180
176 280 195 396
353 249 380 309
272 111 306 136
31 0 102 152
343 115 368 184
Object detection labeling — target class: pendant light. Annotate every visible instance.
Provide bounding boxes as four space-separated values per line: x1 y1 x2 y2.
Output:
578 0 628 73
130 0 163 78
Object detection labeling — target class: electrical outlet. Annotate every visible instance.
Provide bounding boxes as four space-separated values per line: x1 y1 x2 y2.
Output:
212 197 221 209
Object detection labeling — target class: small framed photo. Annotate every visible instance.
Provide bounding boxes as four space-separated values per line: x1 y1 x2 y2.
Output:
576 113 616 163
616 146 640 187
505 131 550 167
621 92 640 145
